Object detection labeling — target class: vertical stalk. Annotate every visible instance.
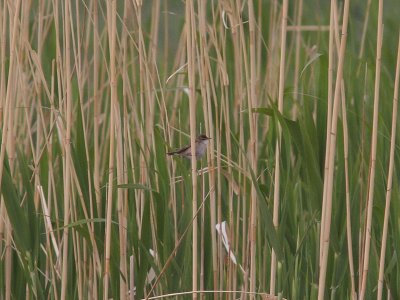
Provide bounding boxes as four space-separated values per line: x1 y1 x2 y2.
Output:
103 0 117 298
292 0 303 118
197 0 218 295
359 0 383 298
4 1 22 297
93 0 101 217
247 0 258 297
119 0 132 298
61 0 72 298
0 0 6 126
318 0 350 298
0 0 21 217
186 0 198 298
34 0 44 210
270 0 288 295
320 0 336 264
377 33 400 300
90 1 101 295
340 81 356 299
236 0 253 296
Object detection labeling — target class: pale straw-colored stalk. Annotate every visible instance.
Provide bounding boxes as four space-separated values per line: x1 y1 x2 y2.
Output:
332 8 356 298
133 0 146 242
292 0 303 118
185 1 198 298
0 0 5 125
265 0 279 101
321 0 336 261
320 0 336 264
377 33 400 300
0 0 20 219
270 0 288 296
130 255 135 300
318 0 350 298
120 1 132 298
222 80 235 297
103 0 117 298
91 0 101 286
247 0 258 297
340 81 356 299
134 2 159 265
70 2 96 295
51 7 66 287
197 0 218 294
359 0 383 298
93 0 101 218
117 4 133 298
60 0 73 298
319 0 336 264
228 3 247 293
287 25 331 31
4 0 22 295
235 0 253 295
34 0 44 210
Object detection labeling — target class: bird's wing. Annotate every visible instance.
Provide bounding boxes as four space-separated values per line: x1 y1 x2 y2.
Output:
167 144 190 155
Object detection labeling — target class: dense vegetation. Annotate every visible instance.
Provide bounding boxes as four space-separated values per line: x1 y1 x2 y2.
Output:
0 0 399 299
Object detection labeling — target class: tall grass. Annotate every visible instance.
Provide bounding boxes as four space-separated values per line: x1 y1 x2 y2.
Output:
0 0 400 299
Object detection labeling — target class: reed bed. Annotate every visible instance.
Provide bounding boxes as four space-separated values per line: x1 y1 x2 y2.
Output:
0 0 399 299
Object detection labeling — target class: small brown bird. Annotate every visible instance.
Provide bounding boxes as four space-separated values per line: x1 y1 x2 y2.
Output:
167 134 211 159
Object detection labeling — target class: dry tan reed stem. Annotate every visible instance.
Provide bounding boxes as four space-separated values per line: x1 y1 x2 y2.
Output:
185 1 198 298
4 0 21 294
91 0 101 285
103 0 117 298
229 3 246 294
320 2 335 264
0 1 5 124
130 255 135 300
321 0 343 265
61 0 73 299
359 0 383 298
0 4 7 284
197 0 218 293
247 0 258 297
377 33 400 300
227 2 245 296
287 25 331 31
134 0 146 244
326 3 357 297
93 0 101 218
340 81 356 299
71 3 87 296
266 0 279 101
0 0 21 217
270 0 288 296
38 185 59 252
236 0 251 295
118 1 132 298
34 0 44 211
318 0 350 298
117 5 128 298
197 1 206 292
48 60 59 295
292 0 303 118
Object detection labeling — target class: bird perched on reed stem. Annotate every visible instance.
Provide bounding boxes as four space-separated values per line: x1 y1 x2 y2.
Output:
167 134 211 159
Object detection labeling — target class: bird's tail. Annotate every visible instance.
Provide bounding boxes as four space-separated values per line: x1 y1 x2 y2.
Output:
167 151 177 156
